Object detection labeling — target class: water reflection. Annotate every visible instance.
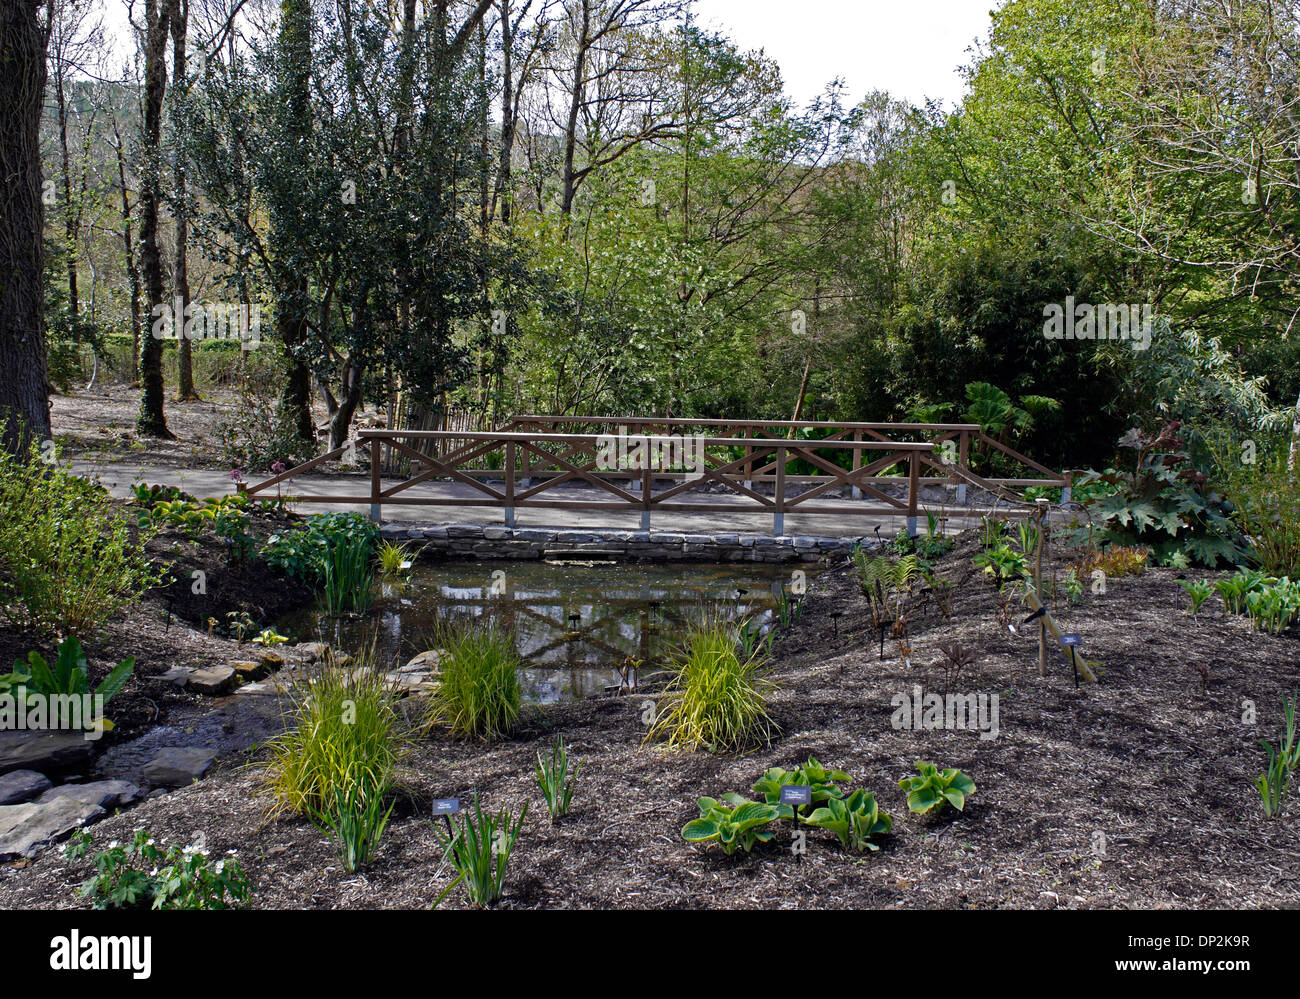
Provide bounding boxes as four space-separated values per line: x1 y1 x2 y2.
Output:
276 560 817 703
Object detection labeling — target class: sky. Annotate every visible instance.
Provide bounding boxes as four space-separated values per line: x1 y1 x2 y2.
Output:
97 0 999 111
691 0 999 110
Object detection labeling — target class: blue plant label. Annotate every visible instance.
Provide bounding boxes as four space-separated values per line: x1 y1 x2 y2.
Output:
779 785 812 807
432 798 461 816
1061 634 1083 647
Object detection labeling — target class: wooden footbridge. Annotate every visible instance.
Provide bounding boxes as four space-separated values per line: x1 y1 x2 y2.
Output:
241 416 1071 536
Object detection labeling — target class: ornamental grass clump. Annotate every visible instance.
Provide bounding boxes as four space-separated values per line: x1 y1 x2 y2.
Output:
645 617 778 753
424 624 521 740
261 650 406 820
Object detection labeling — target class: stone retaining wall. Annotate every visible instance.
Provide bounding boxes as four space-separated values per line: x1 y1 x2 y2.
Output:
380 523 861 563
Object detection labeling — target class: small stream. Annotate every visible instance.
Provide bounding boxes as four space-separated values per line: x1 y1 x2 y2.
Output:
275 560 818 703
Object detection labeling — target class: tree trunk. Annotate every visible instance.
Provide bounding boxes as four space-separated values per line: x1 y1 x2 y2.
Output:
559 0 589 216
55 59 78 318
111 112 142 383
273 0 314 449
0 0 52 453
136 0 174 438
172 1 198 400
495 0 514 225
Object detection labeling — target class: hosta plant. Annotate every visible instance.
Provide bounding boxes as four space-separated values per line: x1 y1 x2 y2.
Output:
800 789 893 852
898 761 976 816
751 757 850 817
1178 578 1214 618
681 797 782 855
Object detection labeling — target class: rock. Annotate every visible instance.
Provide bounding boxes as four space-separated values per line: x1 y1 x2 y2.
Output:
0 770 53 806
0 730 93 778
39 779 141 811
0 797 104 859
187 665 236 695
161 666 192 686
230 659 269 681
255 649 286 669
402 650 444 673
293 642 330 663
142 747 216 787
328 652 354 669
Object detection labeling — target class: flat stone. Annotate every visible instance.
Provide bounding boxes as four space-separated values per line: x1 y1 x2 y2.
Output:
161 665 192 686
293 642 330 663
403 650 444 673
39 779 141 811
0 797 104 859
187 665 236 695
0 730 93 778
255 649 286 668
142 747 216 787
230 660 269 680
0 770 52 806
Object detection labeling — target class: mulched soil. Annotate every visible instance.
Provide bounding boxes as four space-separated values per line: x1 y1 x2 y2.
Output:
2 531 1299 909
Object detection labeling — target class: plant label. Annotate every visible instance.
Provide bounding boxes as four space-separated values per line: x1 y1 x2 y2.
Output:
1061 634 1083 647
432 798 461 816
779 785 812 807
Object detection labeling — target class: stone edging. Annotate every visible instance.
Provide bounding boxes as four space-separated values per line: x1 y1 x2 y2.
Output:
380 523 861 563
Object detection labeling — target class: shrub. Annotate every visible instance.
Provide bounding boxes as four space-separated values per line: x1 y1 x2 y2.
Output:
424 625 521 740
1221 452 1300 576
261 656 405 819
263 512 379 611
534 736 581 822
434 792 527 907
1073 545 1148 580
645 618 778 753
0 433 161 634
898 761 976 816
65 829 250 910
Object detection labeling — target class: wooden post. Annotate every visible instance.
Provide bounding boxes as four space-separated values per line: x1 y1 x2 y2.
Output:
956 429 969 505
369 436 382 523
1034 498 1049 677
504 440 516 528
906 449 919 537
851 429 862 500
743 428 753 491
774 445 786 536
641 457 651 532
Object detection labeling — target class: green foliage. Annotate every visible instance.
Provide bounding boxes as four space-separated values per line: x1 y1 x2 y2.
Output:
681 797 782 855
750 757 850 817
534 736 581 822
972 542 1029 589
800 788 893 852
1177 579 1214 617
263 512 379 610
5 636 135 723
1256 693 1299 819
424 625 522 741
645 618 778 753
1214 569 1300 633
308 784 395 874
1219 450 1300 577
262 658 405 819
137 493 254 562
65 829 250 910
898 761 977 816
434 792 527 907
377 539 412 576
1072 422 1246 567
0 432 161 635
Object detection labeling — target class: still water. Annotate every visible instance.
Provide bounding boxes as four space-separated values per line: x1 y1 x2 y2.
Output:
276 560 818 703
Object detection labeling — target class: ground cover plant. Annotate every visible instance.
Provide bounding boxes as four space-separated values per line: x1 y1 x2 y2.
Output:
424 624 523 740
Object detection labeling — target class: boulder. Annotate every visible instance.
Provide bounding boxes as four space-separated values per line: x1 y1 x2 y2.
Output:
229 659 269 681
0 797 104 859
39 779 142 811
0 730 93 778
402 650 445 674
293 642 330 663
142 747 216 787
0 770 52 806
187 666 236 695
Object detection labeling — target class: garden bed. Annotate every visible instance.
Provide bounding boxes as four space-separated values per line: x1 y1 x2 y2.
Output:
2 530 1298 908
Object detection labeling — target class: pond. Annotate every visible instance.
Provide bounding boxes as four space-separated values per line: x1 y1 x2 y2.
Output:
275 560 820 703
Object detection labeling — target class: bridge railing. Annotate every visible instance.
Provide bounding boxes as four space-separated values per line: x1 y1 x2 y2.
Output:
241 423 1069 535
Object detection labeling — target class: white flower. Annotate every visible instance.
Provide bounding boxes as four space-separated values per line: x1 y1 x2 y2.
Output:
107 840 120 849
